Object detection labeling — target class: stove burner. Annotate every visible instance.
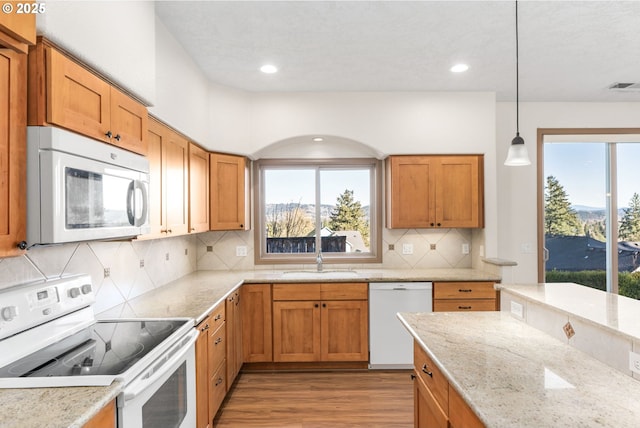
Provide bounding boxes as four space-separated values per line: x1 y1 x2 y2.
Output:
7 357 60 376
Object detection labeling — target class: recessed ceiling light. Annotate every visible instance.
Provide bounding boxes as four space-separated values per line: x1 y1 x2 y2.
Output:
450 63 469 73
260 64 278 74
312 137 324 142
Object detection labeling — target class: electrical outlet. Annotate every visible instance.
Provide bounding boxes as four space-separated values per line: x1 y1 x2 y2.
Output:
139 259 144 268
236 245 248 257
103 268 110 278
629 351 640 374
165 253 170 261
510 301 524 318
402 243 413 255
462 243 470 254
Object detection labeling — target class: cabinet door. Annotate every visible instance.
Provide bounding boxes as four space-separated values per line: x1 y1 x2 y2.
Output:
46 46 112 144
0 49 26 257
448 384 484 428
195 319 211 428
109 86 148 155
414 375 448 428
436 155 484 228
164 130 189 235
273 301 321 362
83 399 116 428
320 300 369 361
226 292 242 390
210 153 248 230
242 284 273 363
145 119 165 237
387 156 436 228
0 2 35 53
189 143 210 233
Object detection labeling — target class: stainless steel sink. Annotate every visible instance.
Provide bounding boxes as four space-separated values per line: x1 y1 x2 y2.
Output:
280 270 359 279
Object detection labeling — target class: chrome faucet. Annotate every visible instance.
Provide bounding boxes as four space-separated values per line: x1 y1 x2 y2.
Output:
316 251 323 272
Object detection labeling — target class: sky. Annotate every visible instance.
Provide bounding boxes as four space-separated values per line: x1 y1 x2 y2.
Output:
264 168 371 206
544 142 640 209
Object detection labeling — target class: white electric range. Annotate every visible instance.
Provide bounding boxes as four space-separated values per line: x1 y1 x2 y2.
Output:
0 275 198 428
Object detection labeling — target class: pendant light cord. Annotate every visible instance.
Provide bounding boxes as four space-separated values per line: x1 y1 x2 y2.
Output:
515 0 520 135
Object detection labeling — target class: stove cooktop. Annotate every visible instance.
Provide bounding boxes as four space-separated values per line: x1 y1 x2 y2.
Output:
0 319 190 386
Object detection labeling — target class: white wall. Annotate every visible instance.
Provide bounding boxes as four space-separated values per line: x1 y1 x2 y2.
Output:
37 0 156 105
496 102 640 283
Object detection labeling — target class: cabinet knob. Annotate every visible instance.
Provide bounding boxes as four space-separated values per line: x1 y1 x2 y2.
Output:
436 223 441 227
114 134 121 141
410 374 416 380
239 224 244 228
314 303 319 308
430 223 435 227
421 364 433 377
16 241 27 250
105 131 112 138
322 303 326 308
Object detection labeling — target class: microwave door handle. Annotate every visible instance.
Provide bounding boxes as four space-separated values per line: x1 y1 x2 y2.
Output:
135 180 148 227
126 180 148 227
126 181 136 226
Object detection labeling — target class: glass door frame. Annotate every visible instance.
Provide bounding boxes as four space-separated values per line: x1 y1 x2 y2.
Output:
536 128 640 294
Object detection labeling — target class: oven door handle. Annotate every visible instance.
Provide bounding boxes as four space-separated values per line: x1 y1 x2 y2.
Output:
123 329 199 402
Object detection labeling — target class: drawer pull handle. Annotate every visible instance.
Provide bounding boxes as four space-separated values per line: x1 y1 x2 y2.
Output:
214 314 222 321
215 337 222 345
458 306 472 310
458 289 473 293
421 364 433 377
215 377 224 386
410 374 416 380
200 323 210 332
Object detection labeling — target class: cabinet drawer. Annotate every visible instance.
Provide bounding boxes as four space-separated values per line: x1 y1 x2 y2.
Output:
273 283 321 301
320 283 367 300
414 341 448 412
209 322 226 370
209 361 226 418
210 302 226 330
433 299 496 312
433 282 496 300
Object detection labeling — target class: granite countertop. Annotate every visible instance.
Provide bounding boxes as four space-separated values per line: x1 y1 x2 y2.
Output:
398 311 640 427
0 268 498 428
99 268 501 324
0 381 122 428
496 282 640 341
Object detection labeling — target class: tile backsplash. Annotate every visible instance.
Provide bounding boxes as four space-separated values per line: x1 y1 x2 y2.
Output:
0 228 472 316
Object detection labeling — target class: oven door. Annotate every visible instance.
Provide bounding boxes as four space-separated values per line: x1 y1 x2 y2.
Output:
118 329 198 428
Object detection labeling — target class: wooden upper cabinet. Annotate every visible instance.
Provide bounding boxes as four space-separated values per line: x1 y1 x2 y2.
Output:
143 118 189 239
210 153 250 230
386 155 484 229
0 2 36 53
0 48 26 257
189 143 210 233
28 38 148 155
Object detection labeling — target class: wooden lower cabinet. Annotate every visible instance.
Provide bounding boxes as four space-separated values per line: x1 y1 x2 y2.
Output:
272 283 368 363
225 290 243 391
433 281 499 312
413 340 484 428
83 399 115 428
195 302 227 428
242 284 273 362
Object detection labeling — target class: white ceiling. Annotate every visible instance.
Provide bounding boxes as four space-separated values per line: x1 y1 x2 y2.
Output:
155 1 640 102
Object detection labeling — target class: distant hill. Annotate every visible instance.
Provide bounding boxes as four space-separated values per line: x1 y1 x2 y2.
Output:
573 206 627 222
265 203 370 221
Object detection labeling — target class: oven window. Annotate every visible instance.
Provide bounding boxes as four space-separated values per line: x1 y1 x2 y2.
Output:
142 361 187 428
65 167 133 228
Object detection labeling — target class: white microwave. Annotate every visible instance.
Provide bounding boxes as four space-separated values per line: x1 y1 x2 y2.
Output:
26 127 150 246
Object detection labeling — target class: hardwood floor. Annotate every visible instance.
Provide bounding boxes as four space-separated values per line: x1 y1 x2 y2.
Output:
214 370 414 427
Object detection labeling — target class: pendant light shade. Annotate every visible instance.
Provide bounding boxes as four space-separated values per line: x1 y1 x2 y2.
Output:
504 1 531 166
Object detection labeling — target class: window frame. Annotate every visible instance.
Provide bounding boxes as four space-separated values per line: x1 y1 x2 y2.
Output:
537 128 640 294
253 158 382 265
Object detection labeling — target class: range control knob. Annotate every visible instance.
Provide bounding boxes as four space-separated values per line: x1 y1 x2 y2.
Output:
1 306 18 322
68 287 81 298
81 284 92 295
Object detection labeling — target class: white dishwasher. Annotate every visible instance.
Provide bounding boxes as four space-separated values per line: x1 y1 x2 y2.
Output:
369 282 432 369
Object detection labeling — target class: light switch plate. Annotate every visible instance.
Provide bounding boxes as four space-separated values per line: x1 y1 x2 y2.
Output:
510 300 524 318
402 243 413 255
462 243 470 254
629 351 640 375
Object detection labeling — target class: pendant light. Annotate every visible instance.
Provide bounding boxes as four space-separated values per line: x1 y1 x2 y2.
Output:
504 0 531 166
